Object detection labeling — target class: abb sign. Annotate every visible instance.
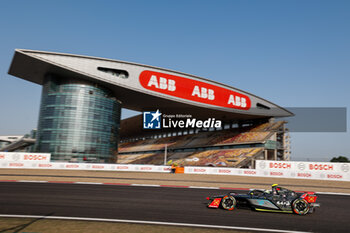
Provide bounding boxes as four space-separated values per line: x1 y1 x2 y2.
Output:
139 70 251 110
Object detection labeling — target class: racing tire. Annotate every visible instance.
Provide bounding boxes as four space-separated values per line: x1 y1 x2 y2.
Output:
221 195 236 211
292 198 310 215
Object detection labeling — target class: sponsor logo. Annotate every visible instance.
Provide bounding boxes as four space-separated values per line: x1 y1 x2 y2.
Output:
92 165 104 169
341 164 349 172
24 154 47 161
140 167 152 170
297 172 312 177
297 162 306 171
116 166 129 169
258 161 266 169
143 110 162 129
38 164 52 167
244 170 256 175
0 154 5 160
139 70 251 110
218 169 231 173
194 168 206 172
327 174 342 179
208 198 222 208
9 163 23 167
66 164 79 168
269 162 291 169
270 171 283 176
12 153 20 161
309 164 333 171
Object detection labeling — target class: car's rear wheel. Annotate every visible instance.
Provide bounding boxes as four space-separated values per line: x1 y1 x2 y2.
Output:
292 198 309 215
221 195 236 210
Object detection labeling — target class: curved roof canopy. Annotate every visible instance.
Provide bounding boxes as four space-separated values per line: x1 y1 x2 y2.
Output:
8 49 293 121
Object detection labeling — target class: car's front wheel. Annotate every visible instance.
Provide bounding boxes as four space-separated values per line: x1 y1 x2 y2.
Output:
221 195 236 211
292 198 310 215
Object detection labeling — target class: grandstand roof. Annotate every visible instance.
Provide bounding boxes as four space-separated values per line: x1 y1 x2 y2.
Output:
9 49 293 121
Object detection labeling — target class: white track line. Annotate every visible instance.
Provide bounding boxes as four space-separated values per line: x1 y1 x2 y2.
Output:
1 180 350 196
130 184 161 187
74 182 103 185
17 180 48 183
0 214 311 233
189 186 219 189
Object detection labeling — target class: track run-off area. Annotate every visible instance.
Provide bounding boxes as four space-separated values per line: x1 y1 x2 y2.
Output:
0 169 350 232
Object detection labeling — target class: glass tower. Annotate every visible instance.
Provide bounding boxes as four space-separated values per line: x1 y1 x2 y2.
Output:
35 75 121 163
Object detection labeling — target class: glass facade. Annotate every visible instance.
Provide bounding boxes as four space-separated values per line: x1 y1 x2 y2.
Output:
35 75 121 163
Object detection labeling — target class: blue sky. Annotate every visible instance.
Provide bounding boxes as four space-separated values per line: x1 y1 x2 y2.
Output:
0 0 349 161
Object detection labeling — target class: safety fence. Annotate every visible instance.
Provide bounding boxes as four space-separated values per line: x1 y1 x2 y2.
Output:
0 152 349 181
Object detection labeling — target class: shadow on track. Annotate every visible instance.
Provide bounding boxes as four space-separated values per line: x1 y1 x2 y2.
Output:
0 213 54 233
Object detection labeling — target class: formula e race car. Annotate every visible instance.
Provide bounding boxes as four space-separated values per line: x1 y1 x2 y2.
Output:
206 184 320 215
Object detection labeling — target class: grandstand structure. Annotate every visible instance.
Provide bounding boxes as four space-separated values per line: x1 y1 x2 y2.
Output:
0 136 24 151
8 49 293 166
118 119 291 168
0 130 36 152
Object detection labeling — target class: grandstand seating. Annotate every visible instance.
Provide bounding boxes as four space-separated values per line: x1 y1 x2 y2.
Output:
117 148 264 167
172 148 264 167
118 121 283 167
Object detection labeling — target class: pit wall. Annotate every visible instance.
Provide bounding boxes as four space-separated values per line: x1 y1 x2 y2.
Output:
0 152 349 181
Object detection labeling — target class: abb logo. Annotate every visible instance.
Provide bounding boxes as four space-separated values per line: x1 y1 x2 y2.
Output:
269 162 291 169
147 75 176 91
24 154 47 161
309 164 333 171
228 95 247 108
139 70 251 110
192 86 215 100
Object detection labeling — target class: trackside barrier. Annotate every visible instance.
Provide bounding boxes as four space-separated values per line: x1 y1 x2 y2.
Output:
0 155 349 181
184 165 350 181
255 160 350 182
0 160 171 173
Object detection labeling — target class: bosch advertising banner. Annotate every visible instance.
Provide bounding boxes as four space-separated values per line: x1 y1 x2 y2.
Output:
0 155 348 181
256 160 350 181
139 70 251 110
185 167 259 176
0 152 51 163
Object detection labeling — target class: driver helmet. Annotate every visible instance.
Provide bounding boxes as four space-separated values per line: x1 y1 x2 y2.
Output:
272 184 280 195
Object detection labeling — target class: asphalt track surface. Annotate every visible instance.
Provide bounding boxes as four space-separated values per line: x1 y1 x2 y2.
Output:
0 182 349 233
